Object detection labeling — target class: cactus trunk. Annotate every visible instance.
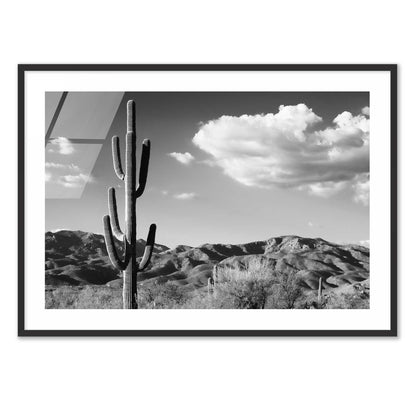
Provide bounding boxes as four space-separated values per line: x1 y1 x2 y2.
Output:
103 99 156 309
123 102 137 309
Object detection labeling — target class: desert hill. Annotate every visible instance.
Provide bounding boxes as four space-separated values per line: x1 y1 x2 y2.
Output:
45 230 169 285
45 231 369 295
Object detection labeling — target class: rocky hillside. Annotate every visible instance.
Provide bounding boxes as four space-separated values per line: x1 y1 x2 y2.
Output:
45 230 169 286
45 231 369 295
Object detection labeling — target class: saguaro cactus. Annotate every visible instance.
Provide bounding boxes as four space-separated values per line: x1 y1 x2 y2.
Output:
207 276 215 294
103 100 156 309
213 264 220 283
208 265 218 294
317 277 323 304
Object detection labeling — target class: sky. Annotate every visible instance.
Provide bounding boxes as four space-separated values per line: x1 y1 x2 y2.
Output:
45 91 369 248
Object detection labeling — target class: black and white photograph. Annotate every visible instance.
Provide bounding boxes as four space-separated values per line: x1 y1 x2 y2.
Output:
18 65 396 335
45 91 371 311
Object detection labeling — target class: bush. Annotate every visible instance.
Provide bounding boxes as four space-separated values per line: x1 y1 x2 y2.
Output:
266 271 304 309
324 291 369 309
213 257 279 309
45 285 123 309
45 269 368 310
295 281 370 309
180 291 220 309
137 281 189 309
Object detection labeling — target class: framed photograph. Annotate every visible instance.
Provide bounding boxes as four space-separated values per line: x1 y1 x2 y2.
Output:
18 64 397 336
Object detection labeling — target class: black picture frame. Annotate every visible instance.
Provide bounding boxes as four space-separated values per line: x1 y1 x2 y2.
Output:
18 64 397 337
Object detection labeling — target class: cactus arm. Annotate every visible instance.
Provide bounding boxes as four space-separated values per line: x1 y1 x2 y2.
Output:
136 139 150 198
127 100 136 133
112 135 125 180
103 215 129 270
108 187 124 241
137 223 156 271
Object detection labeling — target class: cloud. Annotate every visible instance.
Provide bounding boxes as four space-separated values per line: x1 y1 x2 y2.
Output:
168 152 195 165
352 173 369 206
58 173 92 188
192 103 369 205
45 162 92 189
173 192 197 200
48 137 75 155
359 239 370 247
300 181 349 198
361 106 370 116
45 162 81 172
46 167 94 189
331 111 369 133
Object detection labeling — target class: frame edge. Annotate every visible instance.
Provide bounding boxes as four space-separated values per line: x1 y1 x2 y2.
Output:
17 64 398 337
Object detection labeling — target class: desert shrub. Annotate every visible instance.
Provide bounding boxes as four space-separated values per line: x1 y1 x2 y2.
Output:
45 285 123 309
45 286 77 309
324 291 369 309
213 257 279 309
75 286 123 308
266 271 304 309
46 281 189 309
295 281 370 309
180 291 222 309
295 291 325 309
137 281 189 309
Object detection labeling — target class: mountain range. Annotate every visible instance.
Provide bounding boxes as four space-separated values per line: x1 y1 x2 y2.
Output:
45 230 369 295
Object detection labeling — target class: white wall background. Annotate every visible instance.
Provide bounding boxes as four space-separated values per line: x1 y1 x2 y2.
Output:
0 1 412 415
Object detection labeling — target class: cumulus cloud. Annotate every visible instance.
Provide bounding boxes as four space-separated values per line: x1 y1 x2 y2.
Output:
361 106 370 116
192 103 369 205
48 137 75 155
331 111 369 134
168 151 195 165
173 192 197 200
